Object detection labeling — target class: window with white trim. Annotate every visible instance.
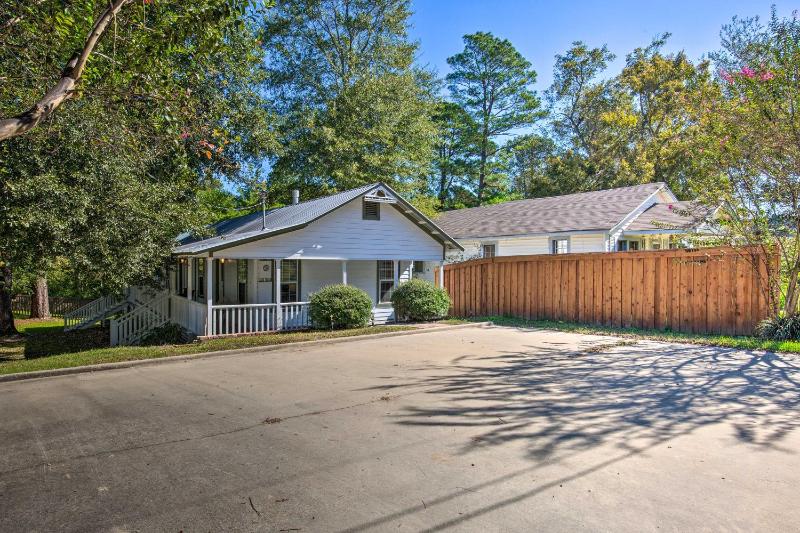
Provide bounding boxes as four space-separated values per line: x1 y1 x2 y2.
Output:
377 260 395 303
482 244 496 258
280 260 300 303
551 238 569 254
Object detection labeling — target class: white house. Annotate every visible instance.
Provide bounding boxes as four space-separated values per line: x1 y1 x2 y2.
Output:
62 183 462 344
434 182 713 261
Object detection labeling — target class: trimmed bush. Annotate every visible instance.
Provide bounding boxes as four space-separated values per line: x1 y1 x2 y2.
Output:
756 314 800 341
310 284 373 330
139 323 195 346
390 278 450 321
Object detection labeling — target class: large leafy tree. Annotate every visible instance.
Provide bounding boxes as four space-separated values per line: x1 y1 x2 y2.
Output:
0 1 277 334
692 10 800 317
446 32 541 204
429 101 478 207
263 0 437 201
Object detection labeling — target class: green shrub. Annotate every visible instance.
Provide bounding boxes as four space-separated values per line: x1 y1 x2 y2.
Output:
139 323 195 346
756 314 800 341
390 279 450 321
310 284 373 329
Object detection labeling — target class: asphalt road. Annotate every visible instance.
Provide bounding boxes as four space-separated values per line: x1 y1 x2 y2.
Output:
1 325 799 532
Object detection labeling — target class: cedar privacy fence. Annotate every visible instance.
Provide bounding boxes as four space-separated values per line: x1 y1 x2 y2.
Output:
437 247 778 336
11 294 92 317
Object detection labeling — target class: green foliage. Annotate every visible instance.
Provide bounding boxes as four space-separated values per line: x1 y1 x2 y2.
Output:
446 32 542 204
139 323 196 346
691 9 800 317
310 284 373 330
263 0 436 199
0 1 277 305
756 314 800 341
390 279 450 321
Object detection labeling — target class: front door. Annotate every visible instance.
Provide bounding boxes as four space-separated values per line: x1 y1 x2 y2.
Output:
256 260 274 303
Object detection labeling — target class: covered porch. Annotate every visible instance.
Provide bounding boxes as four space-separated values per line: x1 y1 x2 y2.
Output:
170 257 445 337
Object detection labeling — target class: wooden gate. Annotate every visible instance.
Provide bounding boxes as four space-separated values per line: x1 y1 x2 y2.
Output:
438 247 777 336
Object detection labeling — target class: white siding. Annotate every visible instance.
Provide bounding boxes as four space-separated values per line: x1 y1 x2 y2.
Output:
300 260 341 301
496 236 550 256
569 234 606 253
216 199 443 261
446 240 481 263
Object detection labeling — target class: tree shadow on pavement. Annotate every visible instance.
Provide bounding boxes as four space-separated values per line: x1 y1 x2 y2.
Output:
342 334 800 531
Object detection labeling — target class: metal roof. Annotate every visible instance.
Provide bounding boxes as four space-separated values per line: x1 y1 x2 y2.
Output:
174 183 462 255
433 183 670 239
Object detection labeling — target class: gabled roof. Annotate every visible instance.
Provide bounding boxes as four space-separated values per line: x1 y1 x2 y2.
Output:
174 183 462 255
625 201 711 232
434 183 670 239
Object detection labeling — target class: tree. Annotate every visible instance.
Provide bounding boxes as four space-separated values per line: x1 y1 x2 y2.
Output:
263 0 437 200
692 10 800 317
430 101 478 207
0 1 277 335
446 32 542 204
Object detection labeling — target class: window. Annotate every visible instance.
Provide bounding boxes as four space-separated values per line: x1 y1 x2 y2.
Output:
551 238 569 254
363 201 380 220
196 259 205 299
176 259 188 296
413 261 425 273
651 241 661 250
237 260 248 304
482 244 496 258
618 240 639 251
378 260 395 303
280 260 300 303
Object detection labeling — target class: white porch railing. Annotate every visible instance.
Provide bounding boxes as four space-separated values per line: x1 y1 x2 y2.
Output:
64 294 127 331
281 302 310 330
209 302 310 336
170 295 207 336
110 292 169 346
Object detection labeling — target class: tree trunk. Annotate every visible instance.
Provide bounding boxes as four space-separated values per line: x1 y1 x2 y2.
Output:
30 276 50 319
477 143 487 205
438 168 448 205
0 264 17 336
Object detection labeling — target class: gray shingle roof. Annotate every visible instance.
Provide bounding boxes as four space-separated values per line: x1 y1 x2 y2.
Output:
434 183 668 239
625 201 708 231
174 183 462 254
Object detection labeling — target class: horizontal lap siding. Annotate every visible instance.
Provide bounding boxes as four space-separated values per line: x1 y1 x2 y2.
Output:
442 248 775 336
218 200 443 261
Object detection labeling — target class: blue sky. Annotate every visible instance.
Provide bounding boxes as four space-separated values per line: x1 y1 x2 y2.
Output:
409 0 789 90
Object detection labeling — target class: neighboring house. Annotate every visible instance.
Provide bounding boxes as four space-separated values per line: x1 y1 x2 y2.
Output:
435 182 713 261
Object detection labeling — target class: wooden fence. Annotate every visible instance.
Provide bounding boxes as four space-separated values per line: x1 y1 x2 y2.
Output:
439 247 777 336
11 294 92 317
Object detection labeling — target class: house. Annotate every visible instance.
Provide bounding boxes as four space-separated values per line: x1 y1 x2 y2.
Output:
435 182 712 261
64 183 462 345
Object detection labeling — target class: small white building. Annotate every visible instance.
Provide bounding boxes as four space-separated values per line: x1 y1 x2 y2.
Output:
434 182 713 261
165 183 462 338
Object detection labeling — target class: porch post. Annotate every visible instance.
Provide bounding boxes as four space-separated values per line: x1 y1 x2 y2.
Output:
206 257 214 336
275 259 283 330
341 260 348 285
393 259 399 289
186 258 193 300
439 260 445 288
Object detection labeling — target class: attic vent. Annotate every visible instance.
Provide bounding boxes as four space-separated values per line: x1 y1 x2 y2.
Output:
363 200 380 221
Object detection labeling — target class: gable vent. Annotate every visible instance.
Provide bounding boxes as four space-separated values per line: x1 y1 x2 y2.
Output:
363 200 380 221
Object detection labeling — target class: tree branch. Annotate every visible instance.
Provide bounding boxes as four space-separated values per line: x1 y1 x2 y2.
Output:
0 0 133 142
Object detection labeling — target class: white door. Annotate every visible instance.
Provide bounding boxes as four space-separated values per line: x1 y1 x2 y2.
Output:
256 260 274 303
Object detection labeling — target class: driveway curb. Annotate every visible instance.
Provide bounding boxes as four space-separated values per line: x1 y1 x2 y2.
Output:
0 322 491 384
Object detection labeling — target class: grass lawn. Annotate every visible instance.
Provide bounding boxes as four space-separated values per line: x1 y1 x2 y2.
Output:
469 315 800 355
0 317 415 376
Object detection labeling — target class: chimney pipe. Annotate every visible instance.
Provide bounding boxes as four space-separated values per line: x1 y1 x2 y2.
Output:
292 189 300 205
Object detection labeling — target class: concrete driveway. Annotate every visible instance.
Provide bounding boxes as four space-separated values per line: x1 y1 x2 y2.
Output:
1 325 798 532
